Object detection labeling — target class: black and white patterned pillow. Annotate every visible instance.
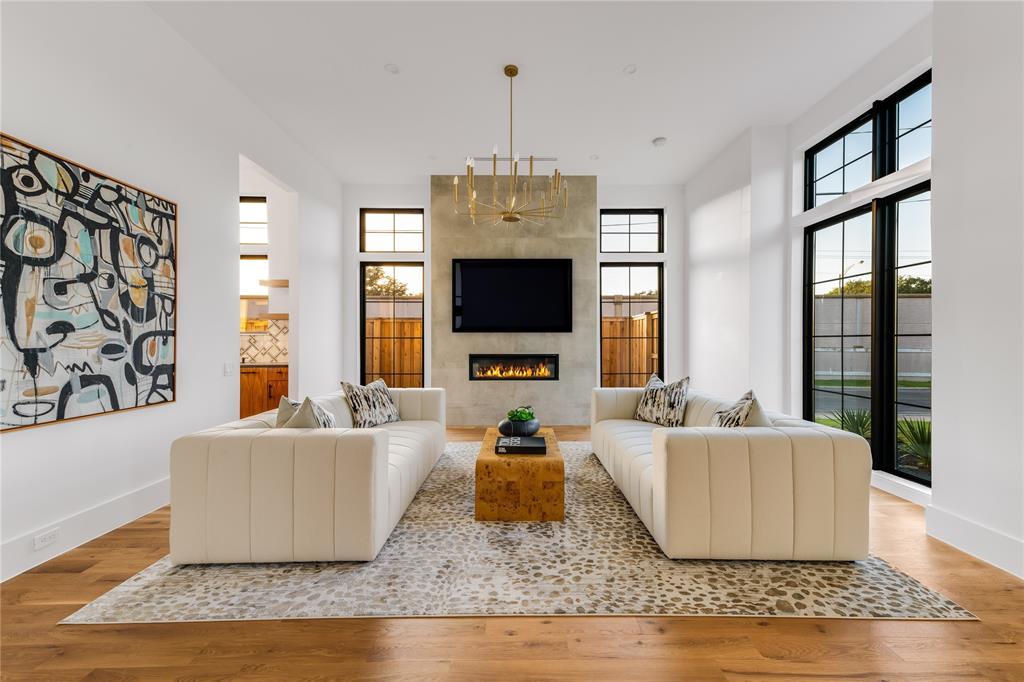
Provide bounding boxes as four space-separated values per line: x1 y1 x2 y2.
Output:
341 379 400 428
634 374 690 427
275 396 336 428
711 390 756 428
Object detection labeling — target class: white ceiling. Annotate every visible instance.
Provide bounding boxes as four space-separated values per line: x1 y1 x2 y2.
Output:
153 1 931 185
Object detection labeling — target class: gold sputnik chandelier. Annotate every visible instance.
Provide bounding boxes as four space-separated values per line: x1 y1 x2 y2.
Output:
452 64 568 225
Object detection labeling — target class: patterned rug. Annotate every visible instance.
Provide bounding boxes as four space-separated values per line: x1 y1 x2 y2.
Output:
63 441 972 623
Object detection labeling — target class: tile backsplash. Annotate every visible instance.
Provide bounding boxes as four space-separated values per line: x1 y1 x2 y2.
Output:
240 319 288 364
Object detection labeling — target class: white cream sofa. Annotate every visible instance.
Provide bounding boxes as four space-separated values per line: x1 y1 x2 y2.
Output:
170 388 445 565
592 387 871 561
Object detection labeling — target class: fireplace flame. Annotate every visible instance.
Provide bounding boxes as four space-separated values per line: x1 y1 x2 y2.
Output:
475 361 553 379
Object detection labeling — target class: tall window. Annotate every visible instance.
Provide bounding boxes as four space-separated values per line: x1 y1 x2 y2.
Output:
804 183 931 484
806 210 874 438
600 209 663 253
361 263 424 387
240 196 268 244
804 70 931 210
361 209 424 253
600 264 662 387
892 189 932 482
803 71 932 485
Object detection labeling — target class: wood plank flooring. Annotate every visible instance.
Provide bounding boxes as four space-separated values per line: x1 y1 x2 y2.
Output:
3 426 1022 680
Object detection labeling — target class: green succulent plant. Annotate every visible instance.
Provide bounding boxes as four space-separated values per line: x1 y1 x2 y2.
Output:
506 405 536 422
897 417 931 469
830 408 872 440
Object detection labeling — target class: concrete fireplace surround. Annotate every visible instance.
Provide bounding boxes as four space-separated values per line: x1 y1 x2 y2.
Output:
430 175 598 425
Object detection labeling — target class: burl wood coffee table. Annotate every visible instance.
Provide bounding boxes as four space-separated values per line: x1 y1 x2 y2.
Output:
475 427 565 522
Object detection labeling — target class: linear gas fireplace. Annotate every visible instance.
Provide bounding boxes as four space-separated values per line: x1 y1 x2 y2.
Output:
469 354 559 381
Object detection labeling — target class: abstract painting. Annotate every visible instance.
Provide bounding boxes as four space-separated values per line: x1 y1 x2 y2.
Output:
1 134 176 431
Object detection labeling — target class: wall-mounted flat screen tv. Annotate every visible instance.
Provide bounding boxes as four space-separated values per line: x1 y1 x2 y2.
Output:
452 258 573 332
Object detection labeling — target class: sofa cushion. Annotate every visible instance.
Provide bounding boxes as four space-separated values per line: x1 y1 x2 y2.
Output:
682 390 736 426
315 391 356 428
591 419 659 532
377 420 445 527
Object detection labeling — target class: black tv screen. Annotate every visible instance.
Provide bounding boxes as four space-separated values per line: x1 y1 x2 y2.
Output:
453 259 573 332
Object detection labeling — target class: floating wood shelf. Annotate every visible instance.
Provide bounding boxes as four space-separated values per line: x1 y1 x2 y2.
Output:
258 279 290 288
264 313 289 320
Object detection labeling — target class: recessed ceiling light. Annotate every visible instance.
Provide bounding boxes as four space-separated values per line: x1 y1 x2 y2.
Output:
622 64 638 75
384 63 400 75
589 154 600 160
651 136 668 147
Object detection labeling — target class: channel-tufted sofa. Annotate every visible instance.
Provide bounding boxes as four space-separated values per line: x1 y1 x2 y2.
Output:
591 387 871 561
170 388 445 565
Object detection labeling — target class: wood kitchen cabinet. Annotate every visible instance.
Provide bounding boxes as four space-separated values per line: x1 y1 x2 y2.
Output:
240 365 289 418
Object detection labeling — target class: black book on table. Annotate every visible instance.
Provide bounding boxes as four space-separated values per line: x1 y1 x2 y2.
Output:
495 436 548 455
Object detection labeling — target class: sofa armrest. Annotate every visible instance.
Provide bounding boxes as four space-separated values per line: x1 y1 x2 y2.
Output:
651 426 870 560
170 426 390 564
591 387 644 425
389 387 446 428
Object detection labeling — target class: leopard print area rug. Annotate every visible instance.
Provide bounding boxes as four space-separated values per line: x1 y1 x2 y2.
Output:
63 442 973 623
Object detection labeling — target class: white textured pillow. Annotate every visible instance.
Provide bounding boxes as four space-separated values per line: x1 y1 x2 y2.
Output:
711 390 757 427
341 378 400 428
275 396 336 428
634 374 690 427
744 395 773 427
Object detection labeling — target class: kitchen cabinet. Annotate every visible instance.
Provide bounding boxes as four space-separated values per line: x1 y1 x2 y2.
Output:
240 365 289 418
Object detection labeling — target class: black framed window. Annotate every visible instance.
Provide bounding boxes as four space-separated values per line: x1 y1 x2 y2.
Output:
894 80 932 171
600 209 663 253
360 208 424 253
805 115 873 209
804 208 875 440
804 181 932 485
805 70 931 210
361 263 424 387
891 188 932 483
600 264 663 387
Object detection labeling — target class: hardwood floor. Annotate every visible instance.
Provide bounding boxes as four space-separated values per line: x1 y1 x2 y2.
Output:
3 426 1022 681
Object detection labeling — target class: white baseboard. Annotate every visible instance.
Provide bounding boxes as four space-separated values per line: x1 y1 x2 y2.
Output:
871 470 932 507
926 505 1024 578
1 477 169 581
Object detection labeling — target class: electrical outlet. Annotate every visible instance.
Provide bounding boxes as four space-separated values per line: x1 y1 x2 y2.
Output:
33 527 59 551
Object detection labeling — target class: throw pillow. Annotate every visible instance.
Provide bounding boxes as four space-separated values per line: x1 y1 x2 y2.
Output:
278 397 337 428
744 394 773 427
634 374 690 427
711 390 757 427
275 396 300 427
341 378 400 428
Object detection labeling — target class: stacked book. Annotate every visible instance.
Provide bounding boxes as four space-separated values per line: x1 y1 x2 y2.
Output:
495 436 547 455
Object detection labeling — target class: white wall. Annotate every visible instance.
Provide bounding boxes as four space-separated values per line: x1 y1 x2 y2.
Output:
748 128 790 410
239 156 296 320
684 128 794 406
597 183 686 383
0 2 344 579
683 127 790 408
684 131 752 400
340 183 431 384
927 0 1024 578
